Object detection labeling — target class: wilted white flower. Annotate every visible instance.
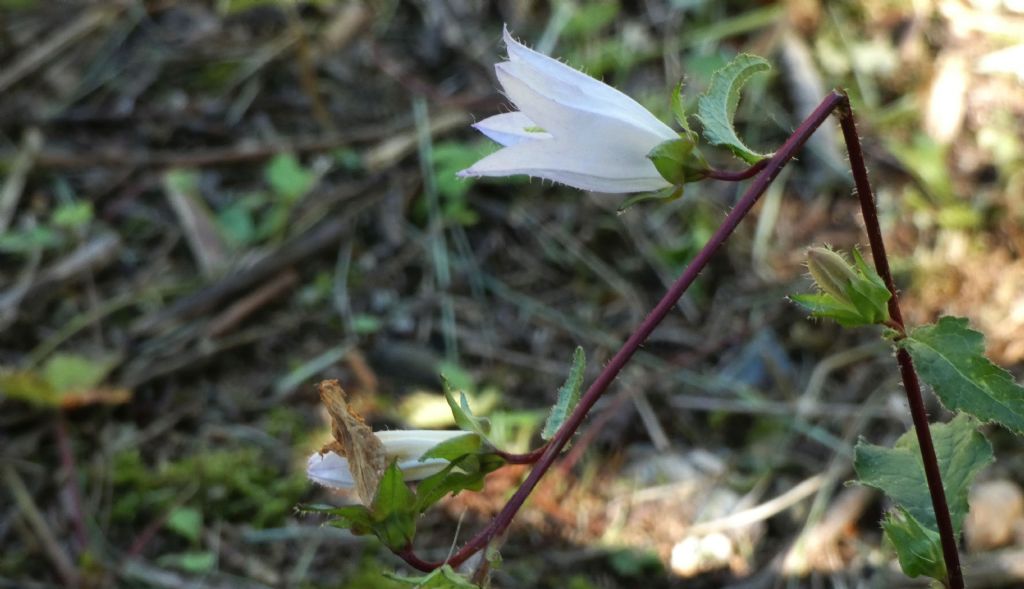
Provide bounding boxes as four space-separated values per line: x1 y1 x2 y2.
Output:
307 429 465 489
458 27 679 194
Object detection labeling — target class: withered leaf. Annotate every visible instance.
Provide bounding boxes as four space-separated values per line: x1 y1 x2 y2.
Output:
317 379 386 504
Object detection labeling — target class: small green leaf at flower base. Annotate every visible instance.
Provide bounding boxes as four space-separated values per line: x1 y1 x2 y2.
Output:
542 346 586 441
443 379 490 438
900 316 1024 435
646 138 707 186
413 453 505 513
696 54 773 164
371 461 418 549
854 414 993 536
385 564 480 588
671 81 694 138
420 432 482 461
617 186 683 212
883 507 947 582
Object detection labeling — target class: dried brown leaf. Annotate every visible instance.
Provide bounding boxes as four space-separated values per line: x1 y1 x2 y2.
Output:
317 379 385 504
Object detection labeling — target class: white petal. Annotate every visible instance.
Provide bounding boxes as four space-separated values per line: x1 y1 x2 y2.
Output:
307 451 355 489
376 429 468 460
496 62 673 150
473 112 551 146
501 26 676 141
396 458 452 481
459 139 671 193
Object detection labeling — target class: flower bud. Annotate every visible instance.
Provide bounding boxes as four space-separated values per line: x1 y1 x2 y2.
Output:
807 246 859 303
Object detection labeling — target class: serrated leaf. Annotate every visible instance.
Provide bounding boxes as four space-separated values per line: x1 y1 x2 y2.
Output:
443 379 490 438
883 507 947 581
421 432 482 461
854 414 993 535
385 564 480 588
542 347 586 441
371 461 417 549
901 316 1024 434
696 54 772 164
671 81 692 135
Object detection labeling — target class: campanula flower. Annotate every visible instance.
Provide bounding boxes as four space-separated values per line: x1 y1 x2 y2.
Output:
307 429 465 489
458 27 680 193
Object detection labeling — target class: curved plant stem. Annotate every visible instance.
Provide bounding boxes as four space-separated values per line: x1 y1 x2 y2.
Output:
837 94 963 589
395 91 963 589
703 158 769 181
395 91 846 572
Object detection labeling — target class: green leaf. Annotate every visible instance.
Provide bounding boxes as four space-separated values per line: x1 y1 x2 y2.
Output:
414 453 505 513
883 507 947 581
696 53 772 164
166 506 203 543
646 138 707 186
616 186 683 212
671 81 693 136
854 414 993 535
443 379 490 438
157 551 216 573
371 461 418 549
299 504 376 535
542 347 586 441
421 432 482 461
52 201 94 230
789 293 873 327
42 353 117 392
901 316 1024 434
265 153 315 203
385 564 480 588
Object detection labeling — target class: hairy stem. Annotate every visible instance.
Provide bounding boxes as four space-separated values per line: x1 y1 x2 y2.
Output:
396 90 846 572
837 95 963 589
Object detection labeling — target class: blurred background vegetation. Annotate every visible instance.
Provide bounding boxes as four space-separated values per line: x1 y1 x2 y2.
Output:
2 1 1024 587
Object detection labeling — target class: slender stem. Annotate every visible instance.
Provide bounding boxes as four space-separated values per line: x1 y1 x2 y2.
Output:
837 94 963 589
703 159 769 181
396 90 847 572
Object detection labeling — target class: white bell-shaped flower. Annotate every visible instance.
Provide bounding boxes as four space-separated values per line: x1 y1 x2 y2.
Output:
307 429 466 489
458 27 678 193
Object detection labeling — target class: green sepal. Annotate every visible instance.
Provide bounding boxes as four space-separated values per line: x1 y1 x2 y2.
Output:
541 346 586 441
617 185 683 212
443 378 490 438
646 138 708 186
414 453 506 513
370 460 418 549
421 432 483 461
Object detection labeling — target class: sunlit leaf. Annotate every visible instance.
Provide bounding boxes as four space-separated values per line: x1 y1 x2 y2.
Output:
901 316 1024 434
882 507 947 581
386 564 480 588
696 53 772 163
542 346 586 441
854 414 993 535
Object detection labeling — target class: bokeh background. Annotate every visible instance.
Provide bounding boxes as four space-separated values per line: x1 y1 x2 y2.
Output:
2 1 1024 587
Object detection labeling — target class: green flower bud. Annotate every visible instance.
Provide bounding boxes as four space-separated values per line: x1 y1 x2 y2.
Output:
806 246 859 303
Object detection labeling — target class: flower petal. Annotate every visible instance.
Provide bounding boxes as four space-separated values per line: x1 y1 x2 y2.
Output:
501 26 676 140
458 139 671 193
307 451 355 489
472 112 550 146
376 429 468 460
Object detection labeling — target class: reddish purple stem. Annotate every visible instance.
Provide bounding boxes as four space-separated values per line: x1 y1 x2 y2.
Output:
395 90 963 589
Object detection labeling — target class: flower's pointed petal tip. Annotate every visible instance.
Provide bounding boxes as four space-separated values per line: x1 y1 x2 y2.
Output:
455 168 477 179
306 451 354 489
